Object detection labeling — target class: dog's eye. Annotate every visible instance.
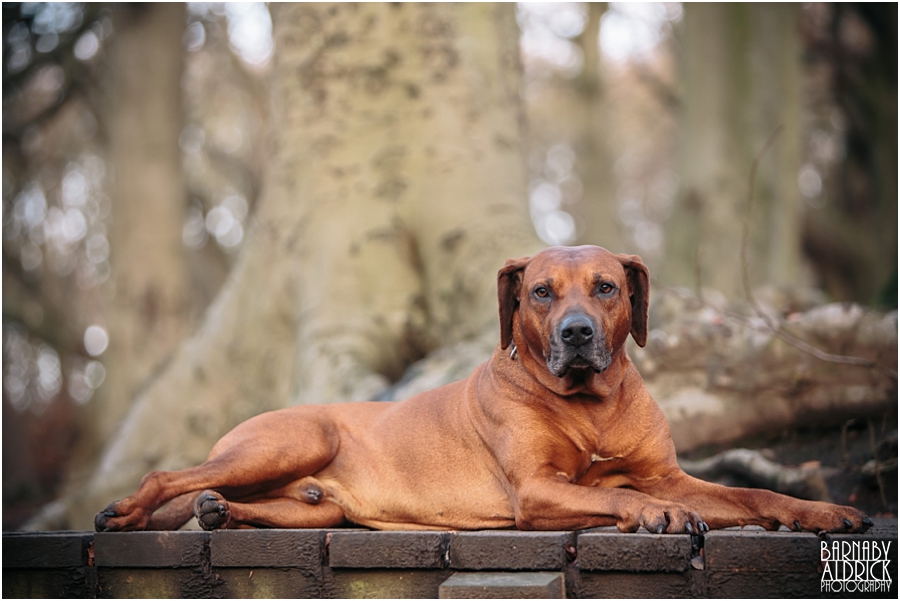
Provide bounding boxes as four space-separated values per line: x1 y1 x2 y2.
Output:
533 286 550 299
597 283 615 295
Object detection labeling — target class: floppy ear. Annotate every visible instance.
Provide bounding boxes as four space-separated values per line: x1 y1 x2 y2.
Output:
617 254 649 348
497 256 530 350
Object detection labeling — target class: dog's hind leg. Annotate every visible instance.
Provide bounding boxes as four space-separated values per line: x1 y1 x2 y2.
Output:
95 407 340 532
194 489 346 530
145 492 197 530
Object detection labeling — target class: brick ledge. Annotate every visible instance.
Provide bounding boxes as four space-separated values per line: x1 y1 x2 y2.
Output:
3 519 896 598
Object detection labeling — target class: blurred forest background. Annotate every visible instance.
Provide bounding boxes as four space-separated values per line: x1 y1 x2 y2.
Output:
2 3 897 531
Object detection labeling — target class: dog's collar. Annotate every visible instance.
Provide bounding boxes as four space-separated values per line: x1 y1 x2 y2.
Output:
509 344 518 361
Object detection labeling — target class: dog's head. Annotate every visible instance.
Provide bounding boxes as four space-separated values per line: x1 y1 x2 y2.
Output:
497 245 648 394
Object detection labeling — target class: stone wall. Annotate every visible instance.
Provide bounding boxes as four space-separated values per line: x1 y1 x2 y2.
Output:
3 519 896 598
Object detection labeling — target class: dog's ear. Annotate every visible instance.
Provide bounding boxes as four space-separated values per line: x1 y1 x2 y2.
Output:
497 256 530 350
617 253 649 348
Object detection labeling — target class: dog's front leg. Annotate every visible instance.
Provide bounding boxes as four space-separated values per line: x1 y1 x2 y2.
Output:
513 477 708 533
643 471 873 533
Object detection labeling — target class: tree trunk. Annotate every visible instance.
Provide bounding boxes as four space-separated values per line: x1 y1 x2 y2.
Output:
802 4 898 306
283 3 541 406
77 4 192 464
55 2 540 530
571 3 623 252
522 4 623 252
666 3 805 298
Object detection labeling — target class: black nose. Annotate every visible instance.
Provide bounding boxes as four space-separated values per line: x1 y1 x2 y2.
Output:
560 314 594 347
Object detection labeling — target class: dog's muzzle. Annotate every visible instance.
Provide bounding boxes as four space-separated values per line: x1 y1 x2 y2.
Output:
546 313 611 377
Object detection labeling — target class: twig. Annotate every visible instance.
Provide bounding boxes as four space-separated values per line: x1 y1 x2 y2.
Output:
867 419 888 508
739 126 897 381
655 282 896 375
841 420 851 466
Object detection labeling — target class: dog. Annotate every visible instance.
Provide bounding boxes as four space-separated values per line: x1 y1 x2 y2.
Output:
96 245 872 534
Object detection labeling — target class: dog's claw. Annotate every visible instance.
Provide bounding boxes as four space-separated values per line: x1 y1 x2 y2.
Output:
656 523 664 534
862 517 874 527
793 520 802 532
843 518 853 529
685 523 694 534
700 521 709 533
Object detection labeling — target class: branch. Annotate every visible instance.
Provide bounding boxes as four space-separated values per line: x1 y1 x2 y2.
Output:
680 448 832 502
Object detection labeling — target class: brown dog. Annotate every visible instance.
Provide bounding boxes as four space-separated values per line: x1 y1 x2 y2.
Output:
96 246 872 534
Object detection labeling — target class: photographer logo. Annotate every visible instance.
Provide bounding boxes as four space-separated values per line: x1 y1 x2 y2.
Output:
820 540 892 593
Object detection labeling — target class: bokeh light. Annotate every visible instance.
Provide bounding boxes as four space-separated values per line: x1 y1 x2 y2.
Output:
84 325 109 357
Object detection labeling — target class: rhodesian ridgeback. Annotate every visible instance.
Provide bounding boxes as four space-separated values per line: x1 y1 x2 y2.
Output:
96 245 873 534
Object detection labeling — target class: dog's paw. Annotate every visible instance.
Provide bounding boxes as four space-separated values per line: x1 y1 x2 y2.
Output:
786 502 873 534
94 504 116 532
619 500 709 535
194 490 231 530
94 500 150 532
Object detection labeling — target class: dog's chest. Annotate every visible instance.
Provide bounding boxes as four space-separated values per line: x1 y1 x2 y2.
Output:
590 453 621 464
573 450 635 488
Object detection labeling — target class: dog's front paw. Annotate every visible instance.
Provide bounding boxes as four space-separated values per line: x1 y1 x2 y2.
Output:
619 500 709 534
787 502 873 534
194 490 231 530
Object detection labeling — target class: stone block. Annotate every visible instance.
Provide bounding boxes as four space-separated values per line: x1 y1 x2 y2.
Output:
331 568 451 598
214 567 325 598
577 530 693 572
328 531 448 569
449 531 573 570
704 570 823 599
704 530 821 573
2 568 96 599
94 531 208 567
96 567 213 599
438 571 565 599
577 571 695 599
2 531 91 568
210 528 325 569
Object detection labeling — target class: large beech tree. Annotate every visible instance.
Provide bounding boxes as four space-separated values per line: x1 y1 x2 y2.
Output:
59 2 542 529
